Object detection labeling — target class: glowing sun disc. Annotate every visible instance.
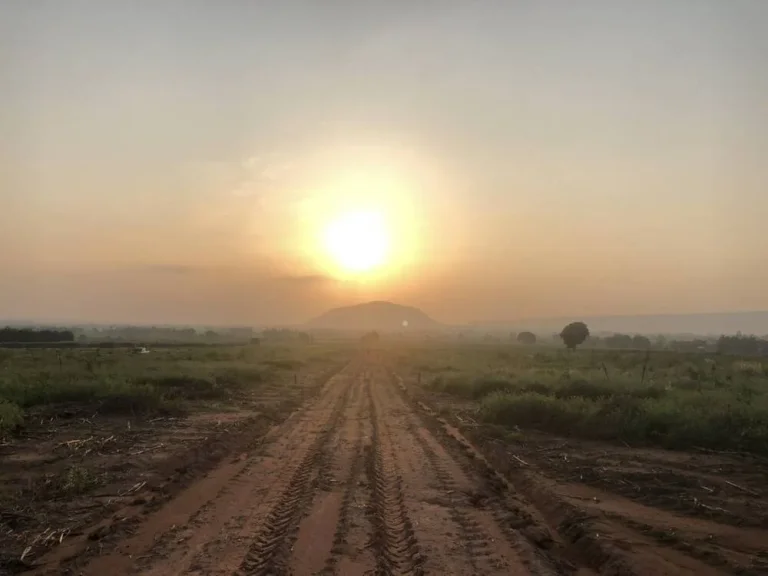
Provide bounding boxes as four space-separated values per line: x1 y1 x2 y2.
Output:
324 210 390 273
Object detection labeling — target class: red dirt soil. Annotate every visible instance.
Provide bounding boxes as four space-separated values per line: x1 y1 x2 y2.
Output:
6 352 768 575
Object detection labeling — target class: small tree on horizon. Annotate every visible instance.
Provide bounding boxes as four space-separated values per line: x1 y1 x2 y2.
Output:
516 331 537 345
361 331 380 346
560 322 589 350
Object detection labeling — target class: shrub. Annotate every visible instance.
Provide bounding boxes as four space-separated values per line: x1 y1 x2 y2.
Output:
475 388 768 454
517 331 537 345
262 359 303 371
479 392 595 436
554 379 614 400
471 377 513 399
0 401 24 433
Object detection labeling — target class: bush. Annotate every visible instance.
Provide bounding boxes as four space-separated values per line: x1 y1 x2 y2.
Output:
518 380 553 396
430 376 474 398
431 376 513 400
0 401 24 433
476 389 768 454
479 392 595 436
517 331 537 345
262 359 303 371
554 379 614 400
471 377 513 399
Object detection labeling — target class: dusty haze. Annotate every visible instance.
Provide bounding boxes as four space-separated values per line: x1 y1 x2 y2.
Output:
2 1 767 326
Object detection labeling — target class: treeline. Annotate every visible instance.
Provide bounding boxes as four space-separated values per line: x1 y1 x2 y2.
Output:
506 330 768 356
261 329 313 343
0 327 74 343
0 341 212 349
596 333 768 356
83 326 200 341
717 334 768 356
78 326 254 343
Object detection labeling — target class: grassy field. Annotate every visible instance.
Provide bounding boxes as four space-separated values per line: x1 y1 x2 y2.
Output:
0 342 351 435
391 342 768 455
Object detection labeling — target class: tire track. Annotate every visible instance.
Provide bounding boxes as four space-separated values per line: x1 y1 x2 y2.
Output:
101 365 356 576
367 375 424 576
319 380 371 575
289 367 370 576
382 372 574 576
405 414 499 572
320 424 366 575
237 375 354 575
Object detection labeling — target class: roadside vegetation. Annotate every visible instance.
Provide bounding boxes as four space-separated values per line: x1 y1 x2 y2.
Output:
0 342 350 435
395 342 768 455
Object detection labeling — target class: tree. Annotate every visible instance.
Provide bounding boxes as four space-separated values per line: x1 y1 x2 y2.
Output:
632 335 651 349
605 333 633 349
297 332 312 344
560 322 589 350
0 327 74 343
361 331 380 345
717 334 768 356
516 331 536 345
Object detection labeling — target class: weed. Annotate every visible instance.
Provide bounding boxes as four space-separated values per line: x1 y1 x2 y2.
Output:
60 465 103 496
0 401 23 433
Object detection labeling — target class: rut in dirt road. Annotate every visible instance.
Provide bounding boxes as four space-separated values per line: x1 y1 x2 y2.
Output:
369 366 560 576
237 376 352 575
366 371 424 576
33 356 579 576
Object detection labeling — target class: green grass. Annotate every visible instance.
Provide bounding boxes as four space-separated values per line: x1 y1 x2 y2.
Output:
394 342 768 455
0 342 352 434
59 465 107 496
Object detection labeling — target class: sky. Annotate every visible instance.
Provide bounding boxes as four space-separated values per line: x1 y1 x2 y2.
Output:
1 0 767 326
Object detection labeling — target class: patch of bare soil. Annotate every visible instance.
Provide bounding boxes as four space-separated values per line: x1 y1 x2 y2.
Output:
405 385 768 575
0 368 334 576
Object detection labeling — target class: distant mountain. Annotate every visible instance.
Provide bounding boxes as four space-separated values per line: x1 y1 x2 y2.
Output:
307 301 441 332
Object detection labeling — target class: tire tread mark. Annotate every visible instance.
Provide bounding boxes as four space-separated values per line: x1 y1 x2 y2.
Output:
393 373 569 576
237 378 352 575
366 376 424 576
321 433 365 575
405 416 496 571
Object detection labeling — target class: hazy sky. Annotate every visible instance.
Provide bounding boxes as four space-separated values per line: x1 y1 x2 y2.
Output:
2 1 766 325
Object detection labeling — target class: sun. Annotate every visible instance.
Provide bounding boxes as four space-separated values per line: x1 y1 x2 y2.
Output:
324 210 390 273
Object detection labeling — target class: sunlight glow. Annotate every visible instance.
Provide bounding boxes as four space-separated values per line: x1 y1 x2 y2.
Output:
289 141 444 287
324 210 390 273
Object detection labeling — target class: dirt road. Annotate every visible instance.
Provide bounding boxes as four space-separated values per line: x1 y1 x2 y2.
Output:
27 354 758 575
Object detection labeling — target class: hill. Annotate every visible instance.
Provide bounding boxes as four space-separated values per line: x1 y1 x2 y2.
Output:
306 301 441 332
